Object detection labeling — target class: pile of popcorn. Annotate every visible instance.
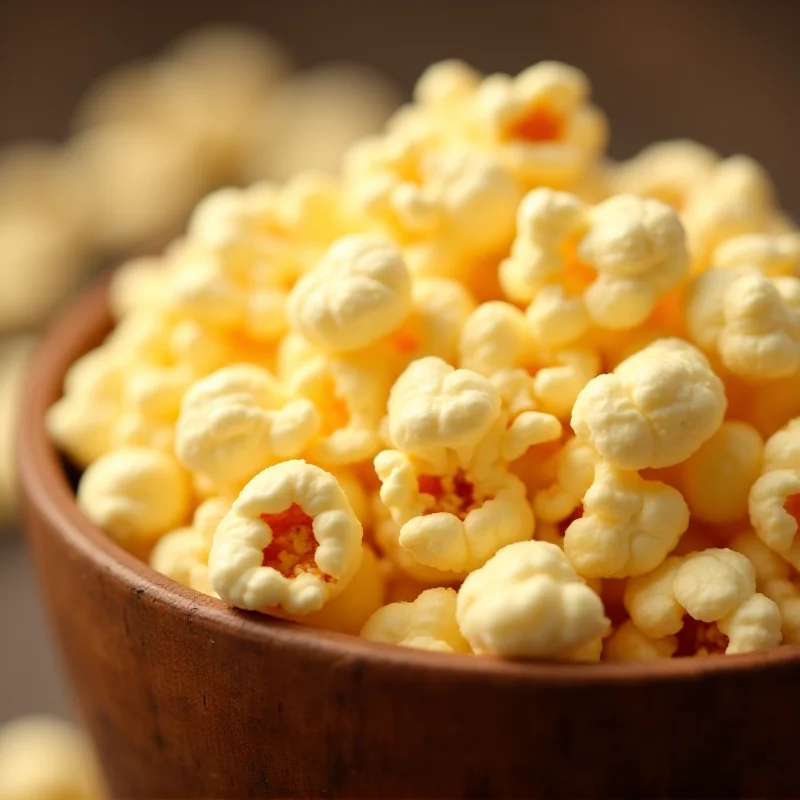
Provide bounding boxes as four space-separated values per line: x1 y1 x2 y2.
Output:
0 25 398 526
48 59 800 663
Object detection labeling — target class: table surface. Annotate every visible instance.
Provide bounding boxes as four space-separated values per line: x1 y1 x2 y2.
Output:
0 532 73 724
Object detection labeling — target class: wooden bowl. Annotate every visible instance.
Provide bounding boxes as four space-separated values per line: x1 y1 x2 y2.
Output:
17 280 800 799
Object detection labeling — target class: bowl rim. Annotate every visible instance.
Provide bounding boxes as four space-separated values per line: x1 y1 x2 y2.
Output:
18 276 800 686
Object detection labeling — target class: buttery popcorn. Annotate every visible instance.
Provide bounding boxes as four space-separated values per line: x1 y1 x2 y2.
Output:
624 548 782 655
362 587 469 653
209 460 363 615
456 541 610 659
571 339 727 470
52 56 800 663
500 189 689 348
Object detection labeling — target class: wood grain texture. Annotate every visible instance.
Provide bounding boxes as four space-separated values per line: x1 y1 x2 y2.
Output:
17 280 800 798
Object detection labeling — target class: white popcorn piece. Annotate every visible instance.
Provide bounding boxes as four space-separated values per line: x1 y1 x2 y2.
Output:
456 540 610 659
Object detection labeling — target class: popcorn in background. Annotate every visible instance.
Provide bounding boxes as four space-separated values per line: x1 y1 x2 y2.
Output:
0 716 107 800
0 24 401 534
39 51 800 664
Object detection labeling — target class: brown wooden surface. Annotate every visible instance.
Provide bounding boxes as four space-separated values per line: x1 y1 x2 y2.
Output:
15 279 800 798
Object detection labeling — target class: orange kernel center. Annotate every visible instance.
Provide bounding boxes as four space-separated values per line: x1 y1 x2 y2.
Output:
504 104 565 143
785 493 800 525
418 470 488 520
559 239 596 296
261 504 331 581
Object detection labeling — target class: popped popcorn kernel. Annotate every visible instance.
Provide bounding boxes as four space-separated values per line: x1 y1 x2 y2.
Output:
77 447 191 550
470 62 607 189
500 189 689 348
625 548 780 655
374 449 533 574
361 587 469 653
209 460 363 615
563 462 689 579
678 421 764 525
602 619 677 661
456 540 610 659
287 234 412 352
611 139 718 210
571 339 727 470
175 363 320 492
749 419 800 564
686 266 800 381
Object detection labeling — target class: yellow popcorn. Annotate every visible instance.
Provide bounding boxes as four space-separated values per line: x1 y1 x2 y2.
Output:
245 63 400 182
175 364 320 492
602 619 677 661
571 339 727 470
345 134 521 283
713 231 800 278
374 448 534 575
287 234 412 352
732 530 800 644
150 496 230 595
458 300 600 418
77 447 192 551
563 462 689 579
624 548 781 655
0 716 107 800
209 460 363 615
611 139 718 210
533 437 598 524
467 62 607 190
285 349 387 467
300 543 386 635
677 421 764 525
686 266 800 381
681 155 789 271
385 356 501 464
500 190 689 348
361 587 469 653
456 540 610 659
749 418 800 566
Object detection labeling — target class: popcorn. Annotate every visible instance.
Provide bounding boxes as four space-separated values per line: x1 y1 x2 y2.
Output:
300 544 386 635
77 448 192 551
680 155 793 273
571 339 727 470
564 462 689 579
732 530 800 644
749 419 800 566
685 266 800 381
209 460 363 615
361 587 469 653
345 137 522 283
150 496 230 595
48 54 800 663
468 62 607 189
677 421 764 525
458 300 600 417
500 190 689 348
175 364 320 492
624 548 781 655
285 349 387 467
245 64 400 182
602 620 677 661
287 234 412 352
385 356 501 463
374 448 534 575
533 437 598 523
456 540 610 659
611 140 718 210
0 716 107 800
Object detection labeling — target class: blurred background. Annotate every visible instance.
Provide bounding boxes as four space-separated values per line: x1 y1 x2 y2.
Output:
2 0 800 771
